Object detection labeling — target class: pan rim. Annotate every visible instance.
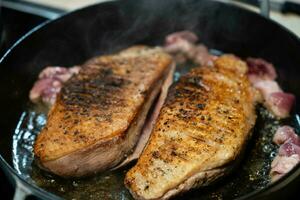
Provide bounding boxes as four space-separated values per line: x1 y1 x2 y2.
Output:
0 0 300 199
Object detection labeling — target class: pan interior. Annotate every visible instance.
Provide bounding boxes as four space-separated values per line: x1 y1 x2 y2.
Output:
12 58 297 200
1 0 300 199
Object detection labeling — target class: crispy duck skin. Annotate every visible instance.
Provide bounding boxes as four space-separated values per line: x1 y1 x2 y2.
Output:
125 55 257 200
34 46 173 177
114 63 176 169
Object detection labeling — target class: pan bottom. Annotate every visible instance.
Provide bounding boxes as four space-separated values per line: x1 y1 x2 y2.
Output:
12 59 294 200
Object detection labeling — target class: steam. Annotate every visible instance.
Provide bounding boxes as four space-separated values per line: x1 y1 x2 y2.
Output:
85 0 224 56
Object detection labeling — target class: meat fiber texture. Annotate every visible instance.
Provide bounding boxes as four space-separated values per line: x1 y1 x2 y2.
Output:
34 46 173 177
114 63 175 169
30 66 80 105
125 55 257 200
246 58 295 119
163 30 295 119
163 30 216 66
271 126 300 182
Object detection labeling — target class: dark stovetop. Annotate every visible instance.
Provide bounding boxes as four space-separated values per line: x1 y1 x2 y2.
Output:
0 5 48 199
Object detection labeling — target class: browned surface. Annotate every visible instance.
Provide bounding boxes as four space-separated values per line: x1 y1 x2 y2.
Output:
125 55 257 200
34 46 172 165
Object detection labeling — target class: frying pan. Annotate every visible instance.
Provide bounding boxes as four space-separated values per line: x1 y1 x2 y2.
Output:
1 0 300 199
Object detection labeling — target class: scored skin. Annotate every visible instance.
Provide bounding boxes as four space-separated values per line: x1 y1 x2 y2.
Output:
34 46 173 174
114 63 176 169
125 55 257 200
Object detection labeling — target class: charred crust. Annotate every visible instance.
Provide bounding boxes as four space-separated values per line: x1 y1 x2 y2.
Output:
37 47 174 163
196 103 205 110
170 150 177 156
185 76 202 86
58 65 131 120
152 151 160 159
144 185 149 191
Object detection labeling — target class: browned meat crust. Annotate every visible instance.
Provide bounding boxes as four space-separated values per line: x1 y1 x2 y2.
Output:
34 46 173 177
114 63 176 169
125 55 257 200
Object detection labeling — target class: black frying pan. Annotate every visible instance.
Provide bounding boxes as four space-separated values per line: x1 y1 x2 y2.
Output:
1 0 300 199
